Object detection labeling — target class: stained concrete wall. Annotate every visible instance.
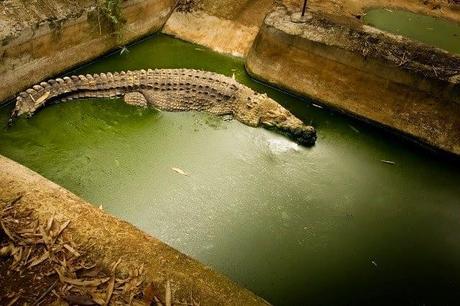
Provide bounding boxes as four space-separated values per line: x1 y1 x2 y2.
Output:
163 0 274 57
0 0 176 103
246 7 460 156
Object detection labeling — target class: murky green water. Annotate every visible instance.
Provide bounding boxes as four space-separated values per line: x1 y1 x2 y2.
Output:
364 8 460 54
1 34 460 305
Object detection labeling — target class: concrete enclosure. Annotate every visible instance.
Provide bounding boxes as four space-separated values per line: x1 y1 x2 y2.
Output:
0 0 176 103
246 7 460 156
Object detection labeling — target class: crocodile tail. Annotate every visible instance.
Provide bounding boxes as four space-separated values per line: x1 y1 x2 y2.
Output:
10 70 148 119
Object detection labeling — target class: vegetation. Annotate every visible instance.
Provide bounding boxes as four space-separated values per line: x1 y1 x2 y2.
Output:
97 0 125 40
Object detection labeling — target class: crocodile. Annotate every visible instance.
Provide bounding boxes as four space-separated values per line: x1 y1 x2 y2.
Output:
10 69 316 145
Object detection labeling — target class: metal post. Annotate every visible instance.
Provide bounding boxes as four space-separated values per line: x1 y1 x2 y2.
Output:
301 0 308 16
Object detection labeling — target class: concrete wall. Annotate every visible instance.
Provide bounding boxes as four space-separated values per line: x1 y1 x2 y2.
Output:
0 155 269 305
163 0 274 57
0 0 176 103
246 8 460 156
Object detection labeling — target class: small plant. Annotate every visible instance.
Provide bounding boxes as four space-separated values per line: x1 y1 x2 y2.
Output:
97 0 125 40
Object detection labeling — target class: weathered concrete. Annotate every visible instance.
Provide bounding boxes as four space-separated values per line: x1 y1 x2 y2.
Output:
163 0 460 58
246 6 460 156
0 0 176 103
282 0 460 24
0 154 270 305
163 10 260 57
163 0 274 57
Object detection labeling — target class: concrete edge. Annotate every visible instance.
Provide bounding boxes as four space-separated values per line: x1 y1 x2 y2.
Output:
0 154 270 306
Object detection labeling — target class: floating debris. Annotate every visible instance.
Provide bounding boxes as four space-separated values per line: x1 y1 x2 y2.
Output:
172 167 190 176
349 125 360 133
311 103 324 109
371 260 378 267
120 46 130 55
380 160 396 165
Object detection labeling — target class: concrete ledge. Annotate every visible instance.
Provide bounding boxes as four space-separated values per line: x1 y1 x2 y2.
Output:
0 0 176 103
246 7 460 156
0 154 269 305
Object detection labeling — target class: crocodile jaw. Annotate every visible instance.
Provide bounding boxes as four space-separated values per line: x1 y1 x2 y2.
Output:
262 121 317 146
289 125 317 146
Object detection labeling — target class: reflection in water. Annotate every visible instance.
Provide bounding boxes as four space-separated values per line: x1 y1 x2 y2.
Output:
1 34 460 305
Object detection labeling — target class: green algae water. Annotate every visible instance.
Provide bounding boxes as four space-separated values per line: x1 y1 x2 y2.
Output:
364 8 460 54
1 34 460 305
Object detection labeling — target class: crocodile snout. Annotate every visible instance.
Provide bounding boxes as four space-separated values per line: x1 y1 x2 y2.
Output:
291 125 317 146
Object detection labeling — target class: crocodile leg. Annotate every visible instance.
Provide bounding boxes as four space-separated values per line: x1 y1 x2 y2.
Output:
123 92 148 107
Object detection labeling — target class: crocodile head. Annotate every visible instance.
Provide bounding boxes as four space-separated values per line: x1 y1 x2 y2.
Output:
235 92 317 146
260 109 317 146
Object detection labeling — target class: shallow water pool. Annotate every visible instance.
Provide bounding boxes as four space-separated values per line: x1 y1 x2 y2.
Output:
1 34 460 305
364 8 460 54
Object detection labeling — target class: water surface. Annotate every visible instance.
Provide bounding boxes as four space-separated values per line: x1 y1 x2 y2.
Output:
364 8 460 54
1 34 460 305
